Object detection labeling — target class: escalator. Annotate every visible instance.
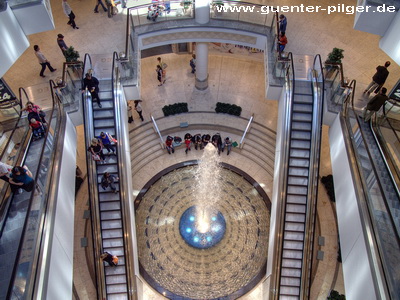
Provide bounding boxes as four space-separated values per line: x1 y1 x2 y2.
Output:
274 54 324 299
340 82 400 299
0 82 65 299
82 53 133 299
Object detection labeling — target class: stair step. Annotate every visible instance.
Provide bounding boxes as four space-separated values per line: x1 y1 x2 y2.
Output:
102 219 123 230
101 210 122 220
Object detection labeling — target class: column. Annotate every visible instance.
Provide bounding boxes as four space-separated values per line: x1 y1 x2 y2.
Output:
195 42 209 90
194 0 209 90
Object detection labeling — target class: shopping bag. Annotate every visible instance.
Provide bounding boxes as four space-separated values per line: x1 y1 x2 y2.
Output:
92 154 101 161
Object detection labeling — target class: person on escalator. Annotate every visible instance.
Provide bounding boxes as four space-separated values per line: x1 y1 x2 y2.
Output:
362 87 389 122
88 138 106 163
29 118 46 140
82 73 102 108
9 166 34 194
22 101 47 124
100 172 119 193
100 252 118 266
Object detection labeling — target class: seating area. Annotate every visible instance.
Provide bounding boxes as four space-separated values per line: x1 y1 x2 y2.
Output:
129 111 277 198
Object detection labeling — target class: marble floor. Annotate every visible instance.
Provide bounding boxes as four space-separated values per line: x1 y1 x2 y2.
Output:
3 0 399 299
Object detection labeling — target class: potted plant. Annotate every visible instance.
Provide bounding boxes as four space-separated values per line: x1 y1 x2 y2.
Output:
64 46 80 63
325 48 344 65
327 290 345 300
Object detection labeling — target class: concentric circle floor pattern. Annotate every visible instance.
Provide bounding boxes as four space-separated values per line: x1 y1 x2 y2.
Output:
136 166 270 299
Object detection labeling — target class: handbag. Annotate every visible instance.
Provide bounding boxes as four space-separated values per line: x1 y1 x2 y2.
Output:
112 256 119 265
162 63 168 69
92 154 101 161
107 133 118 144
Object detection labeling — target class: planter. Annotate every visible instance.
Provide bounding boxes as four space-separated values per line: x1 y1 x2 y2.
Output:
215 102 242 116
162 102 188 116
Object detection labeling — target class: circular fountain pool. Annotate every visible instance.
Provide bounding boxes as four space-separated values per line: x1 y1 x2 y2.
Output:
135 164 271 300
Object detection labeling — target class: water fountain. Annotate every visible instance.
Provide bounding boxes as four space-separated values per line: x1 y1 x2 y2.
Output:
179 144 227 249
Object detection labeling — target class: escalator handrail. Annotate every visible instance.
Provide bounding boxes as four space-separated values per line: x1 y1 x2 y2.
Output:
81 52 107 300
341 80 393 299
111 51 136 299
271 51 295 300
5 79 61 299
301 54 325 298
372 108 400 195
26 80 66 299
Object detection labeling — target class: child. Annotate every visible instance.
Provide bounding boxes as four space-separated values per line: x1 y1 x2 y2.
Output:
29 118 45 140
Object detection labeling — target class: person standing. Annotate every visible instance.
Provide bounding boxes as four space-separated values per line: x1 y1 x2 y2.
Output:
82 73 102 108
57 34 68 57
88 138 106 162
97 132 116 155
156 65 163 86
279 14 287 33
157 57 167 83
22 101 47 123
62 0 79 29
278 32 287 53
165 136 175 154
189 54 196 74
127 102 134 123
34 45 56 78
363 87 389 121
94 0 107 13
100 252 118 266
134 100 144 121
9 166 35 193
184 133 192 154
101 172 119 193
364 61 391 94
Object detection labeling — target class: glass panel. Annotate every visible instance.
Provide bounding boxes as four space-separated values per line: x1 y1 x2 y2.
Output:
9 104 61 299
346 109 400 299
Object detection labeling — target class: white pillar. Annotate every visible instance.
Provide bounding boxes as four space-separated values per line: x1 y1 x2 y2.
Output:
195 42 209 90
195 0 210 24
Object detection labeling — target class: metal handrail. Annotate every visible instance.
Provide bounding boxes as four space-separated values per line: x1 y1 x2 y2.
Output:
111 51 137 299
301 54 325 299
6 79 60 299
239 114 254 148
151 115 165 149
270 51 294 300
324 62 348 88
341 79 394 299
81 53 107 300
28 80 66 299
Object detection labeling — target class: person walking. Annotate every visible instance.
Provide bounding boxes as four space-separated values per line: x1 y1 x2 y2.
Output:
9 166 35 194
363 87 389 121
57 34 68 57
134 100 144 121
364 61 391 94
279 14 287 33
82 73 102 108
94 0 107 13
189 54 196 74
34 45 56 78
62 0 79 29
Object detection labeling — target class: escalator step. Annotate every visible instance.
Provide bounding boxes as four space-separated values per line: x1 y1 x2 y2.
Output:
280 276 301 287
282 258 302 268
102 219 122 229
287 185 308 195
281 267 302 277
284 231 304 241
102 228 123 239
106 274 127 285
107 293 128 300
101 210 122 220
292 121 312 131
283 240 304 251
287 194 307 204
103 238 124 248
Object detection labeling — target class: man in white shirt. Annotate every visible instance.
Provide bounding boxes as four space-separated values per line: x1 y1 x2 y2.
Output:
34 45 56 78
62 0 79 29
